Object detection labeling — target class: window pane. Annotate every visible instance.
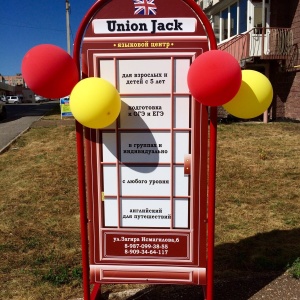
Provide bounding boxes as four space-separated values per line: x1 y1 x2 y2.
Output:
213 14 220 43
254 7 263 27
239 0 247 33
230 3 237 37
221 9 228 40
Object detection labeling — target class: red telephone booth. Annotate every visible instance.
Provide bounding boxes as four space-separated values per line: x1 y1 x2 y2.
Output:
73 0 217 299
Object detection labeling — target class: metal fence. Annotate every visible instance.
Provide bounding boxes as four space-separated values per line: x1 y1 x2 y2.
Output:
218 27 297 71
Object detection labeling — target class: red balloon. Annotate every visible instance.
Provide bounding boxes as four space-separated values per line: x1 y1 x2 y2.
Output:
187 50 242 106
22 44 79 99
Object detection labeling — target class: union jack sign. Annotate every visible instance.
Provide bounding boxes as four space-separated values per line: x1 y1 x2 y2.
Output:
133 0 157 15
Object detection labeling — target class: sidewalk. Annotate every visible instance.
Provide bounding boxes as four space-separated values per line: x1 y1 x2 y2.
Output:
0 115 43 153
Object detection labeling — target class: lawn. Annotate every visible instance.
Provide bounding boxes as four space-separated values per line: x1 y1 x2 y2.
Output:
0 114 299 299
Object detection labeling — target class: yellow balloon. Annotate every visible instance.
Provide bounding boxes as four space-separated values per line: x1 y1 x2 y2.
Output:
70 77 121 128
223 70 273 119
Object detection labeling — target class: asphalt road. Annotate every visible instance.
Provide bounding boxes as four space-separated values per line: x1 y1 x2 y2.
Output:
0 101 58 153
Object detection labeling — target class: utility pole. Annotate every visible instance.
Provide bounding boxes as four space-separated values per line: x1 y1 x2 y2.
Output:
262 0 265 28
66 0 71 54
262 0 268 123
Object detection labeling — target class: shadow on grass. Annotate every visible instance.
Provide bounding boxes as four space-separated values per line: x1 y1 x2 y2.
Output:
109 228 300 300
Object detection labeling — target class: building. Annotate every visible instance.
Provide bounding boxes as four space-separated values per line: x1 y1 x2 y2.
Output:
0 74 34 102
199 0 300 121
3 74 25 87
0 75 14 99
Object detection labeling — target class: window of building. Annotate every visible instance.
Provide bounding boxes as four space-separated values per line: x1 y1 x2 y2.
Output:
213 14 220 43
230 2 238 37
212 1 249 43
239 0 247 33
221 9 228 41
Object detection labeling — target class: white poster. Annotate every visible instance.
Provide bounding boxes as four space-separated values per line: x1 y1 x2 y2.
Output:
93 18 196 35
103 198 189 228
120 166 171 196
120 132 171 163
121 198 171 227
120 96 171 129
98 56 193 230
118 59 172 94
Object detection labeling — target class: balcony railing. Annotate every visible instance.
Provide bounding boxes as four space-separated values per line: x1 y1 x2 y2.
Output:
218 27 296 70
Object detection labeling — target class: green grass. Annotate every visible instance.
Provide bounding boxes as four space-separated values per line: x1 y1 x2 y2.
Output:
0 120 82 299
288 257 300 279
215 122 300 277
0 118 299 299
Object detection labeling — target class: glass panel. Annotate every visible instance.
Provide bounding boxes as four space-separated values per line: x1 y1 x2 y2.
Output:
221 9 228 41
174 96 190 128
239 0 247 33
99 59 115 85
254 7 263 28
213 14 220 43
104 199 118 227
103 132 117 162
103 165 118 196
174 199 189 228
174 132 189 163
230 3 237 37
254 6 267 34
174 166 189 197
174 59 190 93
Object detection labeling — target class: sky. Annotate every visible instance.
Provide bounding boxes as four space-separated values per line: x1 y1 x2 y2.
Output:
0 0 96 75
